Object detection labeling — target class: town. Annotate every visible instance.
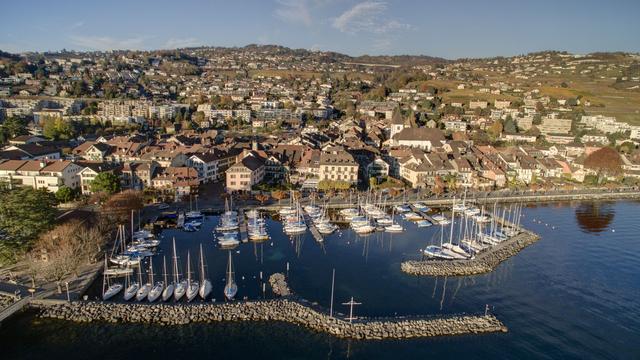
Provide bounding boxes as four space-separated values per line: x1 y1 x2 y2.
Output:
1 47 639 205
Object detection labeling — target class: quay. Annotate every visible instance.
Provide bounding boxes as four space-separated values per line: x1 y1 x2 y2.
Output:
35 299 507 340
401 230 540 277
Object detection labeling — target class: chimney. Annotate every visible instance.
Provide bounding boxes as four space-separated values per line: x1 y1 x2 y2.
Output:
39 161 46 168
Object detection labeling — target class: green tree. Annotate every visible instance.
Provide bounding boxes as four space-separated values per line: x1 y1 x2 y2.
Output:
89 172 121 195
55 186 75 203
0 187 57 264
42 116 75 140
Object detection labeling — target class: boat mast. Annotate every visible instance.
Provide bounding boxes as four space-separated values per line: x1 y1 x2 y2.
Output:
149 260 154 285
449 198 456 245
163 256 168 285
199 244 205 283
172 237 179 284
187 251 192 286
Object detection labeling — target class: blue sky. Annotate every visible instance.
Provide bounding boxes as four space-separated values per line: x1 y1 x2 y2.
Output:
2 0 639 59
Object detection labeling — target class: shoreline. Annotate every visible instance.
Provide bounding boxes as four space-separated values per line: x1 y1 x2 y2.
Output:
34 298 507 340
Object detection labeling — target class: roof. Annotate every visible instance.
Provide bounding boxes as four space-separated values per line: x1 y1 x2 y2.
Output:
393 128 445 143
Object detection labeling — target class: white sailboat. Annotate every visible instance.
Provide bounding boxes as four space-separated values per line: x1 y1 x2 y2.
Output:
173 238 187 301
223 251 238 300
199 244 212 300
123 270 139 301
102 256 123 301
135 263 151 301
161 255 174 302
147 259 164 302
186 251 199 302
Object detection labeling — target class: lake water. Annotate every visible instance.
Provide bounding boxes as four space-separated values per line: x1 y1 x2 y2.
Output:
1 201 639 359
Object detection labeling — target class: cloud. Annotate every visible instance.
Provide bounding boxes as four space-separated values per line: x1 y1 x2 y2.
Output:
332 1 411 34
70 21 84 30
163 38 201 49
68 35 148 51
274 0 312 26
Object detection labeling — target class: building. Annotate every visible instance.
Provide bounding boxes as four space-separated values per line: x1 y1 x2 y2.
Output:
0 160 82 192
318 147 359 185
225 152 265 192
392 128 445 151
538 117 572 135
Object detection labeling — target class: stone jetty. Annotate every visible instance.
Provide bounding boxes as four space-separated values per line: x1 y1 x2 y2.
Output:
36 299 507 340
401 230 540 277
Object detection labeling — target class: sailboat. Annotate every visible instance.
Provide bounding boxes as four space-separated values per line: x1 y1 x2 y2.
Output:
173 238 187 301
385 208 404 233
224 251 238 300
123 270 139 301
147 259 164 302
161 255 174 302
102 256 123 301
186 251 199 302
198 244 212 300
135 263 151 301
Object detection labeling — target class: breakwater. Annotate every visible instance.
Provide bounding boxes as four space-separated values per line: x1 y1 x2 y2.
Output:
36 299 506 340
401 231 540 276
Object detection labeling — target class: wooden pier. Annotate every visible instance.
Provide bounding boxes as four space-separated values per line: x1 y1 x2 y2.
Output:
303 214 324 242
238 209 248 243
410 205 435 224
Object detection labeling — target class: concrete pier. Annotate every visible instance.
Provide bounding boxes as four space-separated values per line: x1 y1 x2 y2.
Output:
36 299 507 340
401 230 540 277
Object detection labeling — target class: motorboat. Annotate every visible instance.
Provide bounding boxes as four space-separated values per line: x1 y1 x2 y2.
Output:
416 220 432 228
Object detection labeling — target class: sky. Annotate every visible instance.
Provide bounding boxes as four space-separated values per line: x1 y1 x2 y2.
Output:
1 0 639 59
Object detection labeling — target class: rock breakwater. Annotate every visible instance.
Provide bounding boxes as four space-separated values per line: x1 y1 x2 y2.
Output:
401 231 540 276
36 299 507 340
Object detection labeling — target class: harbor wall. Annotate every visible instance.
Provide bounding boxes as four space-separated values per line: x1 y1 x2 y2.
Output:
401 231 540 277
35 299 507 340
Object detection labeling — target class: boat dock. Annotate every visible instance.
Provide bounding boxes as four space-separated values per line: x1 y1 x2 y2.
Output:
410 205 435 224
303 214 324 242
238 209 248 243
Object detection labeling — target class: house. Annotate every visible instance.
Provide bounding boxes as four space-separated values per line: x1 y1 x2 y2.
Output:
3 143 61 160
121 162 157 190
8 135 46 145
186 152 222 183
225 152 266 192
392 128 445 151
366 157 390 181
77 162 121 195
0 159 82 192
152 167 199 200
319 146 359 185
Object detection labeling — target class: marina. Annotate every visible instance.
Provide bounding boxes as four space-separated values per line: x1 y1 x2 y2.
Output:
2 200 639 359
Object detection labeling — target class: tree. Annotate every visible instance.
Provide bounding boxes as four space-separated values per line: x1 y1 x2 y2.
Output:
487 121 503 138
272 190 287 204
55 186 75 203
42 116 75 140
90 172 121 195
0 187 57 265
369 177 378 189
503 116 517 133
255 193 270 205
101 190 143 221
584 147 623 175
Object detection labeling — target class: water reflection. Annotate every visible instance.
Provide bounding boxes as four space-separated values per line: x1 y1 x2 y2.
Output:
575 203 615 234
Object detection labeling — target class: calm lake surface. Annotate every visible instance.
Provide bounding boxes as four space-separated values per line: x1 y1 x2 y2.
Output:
1 201 639 359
